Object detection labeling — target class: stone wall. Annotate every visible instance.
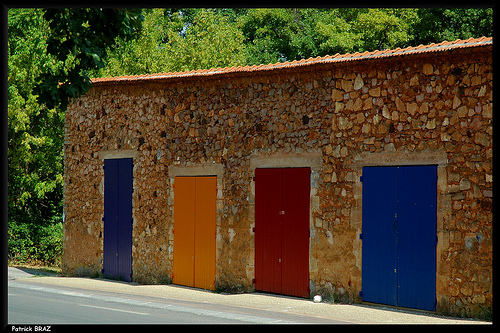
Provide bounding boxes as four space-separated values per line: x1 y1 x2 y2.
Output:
63 44 492 318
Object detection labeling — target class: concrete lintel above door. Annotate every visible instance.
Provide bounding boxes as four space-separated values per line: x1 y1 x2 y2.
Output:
249 151 322 172
168 164 224 178
98 149 138 160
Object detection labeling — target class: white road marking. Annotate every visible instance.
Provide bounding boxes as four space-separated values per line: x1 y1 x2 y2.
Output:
78 303 149 316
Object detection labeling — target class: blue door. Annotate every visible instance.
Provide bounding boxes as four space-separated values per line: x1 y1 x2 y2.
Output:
103 158 133 282
361 167 398 307
361 165 436 311
396 166 437 311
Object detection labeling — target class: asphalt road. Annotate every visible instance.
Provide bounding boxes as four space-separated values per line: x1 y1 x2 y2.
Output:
8 276 345 324
7 267 490 325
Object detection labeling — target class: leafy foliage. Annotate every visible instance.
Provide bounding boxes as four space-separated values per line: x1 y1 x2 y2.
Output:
8 8 63 231
33 8 144 110
352 8 418 51
90 8 168 76
168 9 246 71
92 8 246 76
411 8 493 46
7 8 143 266
238 8 296 64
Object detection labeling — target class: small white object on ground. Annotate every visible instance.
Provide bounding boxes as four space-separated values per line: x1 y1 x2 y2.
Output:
313 295 322 303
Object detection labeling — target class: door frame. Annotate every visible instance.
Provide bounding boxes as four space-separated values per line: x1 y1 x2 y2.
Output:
172 176 217 290
168 164 224 289
250 152 322 297
361 165 437 310
99 149 137 282
352 150 448 311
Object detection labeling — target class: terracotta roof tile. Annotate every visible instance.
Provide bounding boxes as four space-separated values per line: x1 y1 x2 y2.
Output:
92 37 492 85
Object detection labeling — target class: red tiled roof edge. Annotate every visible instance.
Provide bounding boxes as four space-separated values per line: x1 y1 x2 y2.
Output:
91 37 492 85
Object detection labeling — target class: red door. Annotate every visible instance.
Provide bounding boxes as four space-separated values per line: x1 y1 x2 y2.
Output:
255 169 282 294
255 168 310 298
281 168 310 297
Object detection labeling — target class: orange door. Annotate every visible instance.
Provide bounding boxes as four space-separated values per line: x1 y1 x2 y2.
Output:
173 177 196 287
194 177 217 290
173 176 216 290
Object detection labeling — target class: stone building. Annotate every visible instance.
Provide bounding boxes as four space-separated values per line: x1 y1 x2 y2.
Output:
63 37 492 318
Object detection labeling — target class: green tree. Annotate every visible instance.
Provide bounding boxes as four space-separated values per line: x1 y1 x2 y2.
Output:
93 9 247 77
238 8 298 64
286 8 324 60
92 8 170 76
410 8 493 46
34 8 143 110
315 9 363 55
8 8 144 265
166 9 247 71
237 8 419 63
315 8 419 54
8 8 65 264
353 8 418 51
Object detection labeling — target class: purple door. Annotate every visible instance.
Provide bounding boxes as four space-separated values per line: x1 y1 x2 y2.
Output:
103 158 133 282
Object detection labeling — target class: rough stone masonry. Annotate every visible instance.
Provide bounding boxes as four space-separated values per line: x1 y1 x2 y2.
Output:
63 38 492 318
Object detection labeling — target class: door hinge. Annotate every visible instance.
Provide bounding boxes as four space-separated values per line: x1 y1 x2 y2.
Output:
252 278 256 284
253 176 256 181
360 176 363 182
359 233 363 240
359 290 363 297
252 227 256 233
